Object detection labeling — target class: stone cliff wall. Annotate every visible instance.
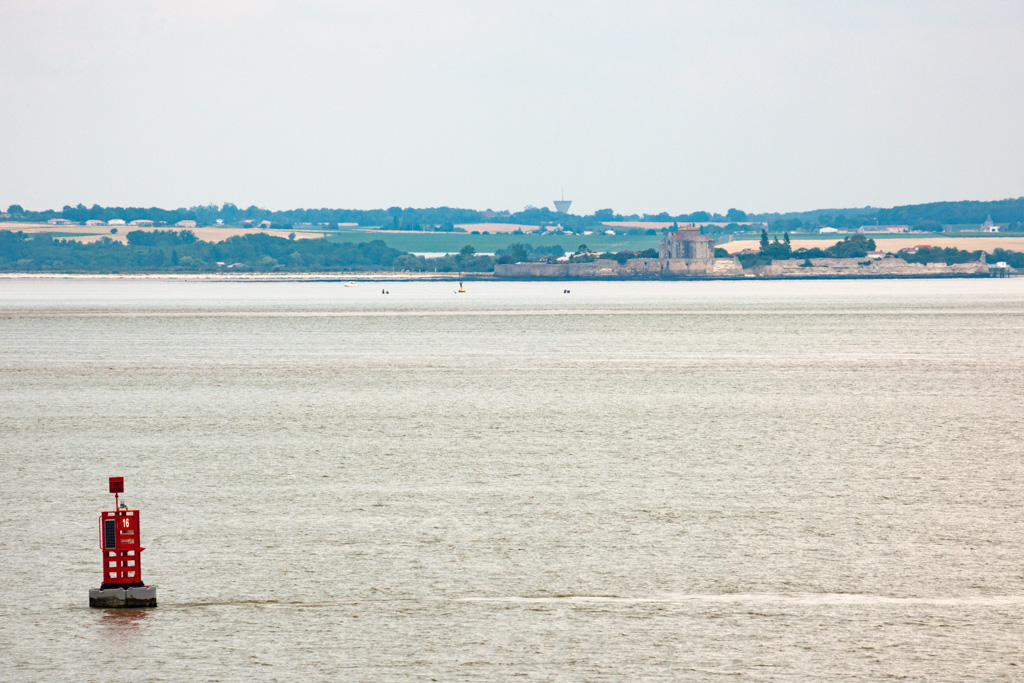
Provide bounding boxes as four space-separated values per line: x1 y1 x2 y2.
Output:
492 261 625 278
494 258 742 279
750 257 989 278
493 256 988 279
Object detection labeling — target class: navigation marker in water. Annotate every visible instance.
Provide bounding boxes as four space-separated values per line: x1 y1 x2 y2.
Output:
88 476 157 608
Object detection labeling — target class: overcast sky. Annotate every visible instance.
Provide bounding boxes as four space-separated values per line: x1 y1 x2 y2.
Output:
2 0 1023 215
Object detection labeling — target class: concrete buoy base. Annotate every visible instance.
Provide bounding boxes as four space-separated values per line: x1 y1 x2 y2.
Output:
89 586 157 608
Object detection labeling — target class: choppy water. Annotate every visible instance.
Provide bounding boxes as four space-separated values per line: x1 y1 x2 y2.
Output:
1 278 1022 681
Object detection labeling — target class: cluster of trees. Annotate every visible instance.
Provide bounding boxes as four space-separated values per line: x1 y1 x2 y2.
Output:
0 230 497 273
493 243 665 265
384 245 495 273
494 243 567 264
874 198 1024 227
6 203 210 226
897 245 1024 267
737 230 1024 268
739 232 879 267
125 230 198 246
595 248 659 264
757 198 1024 232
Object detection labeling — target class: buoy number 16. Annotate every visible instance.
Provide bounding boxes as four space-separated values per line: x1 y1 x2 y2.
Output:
121 518 131 529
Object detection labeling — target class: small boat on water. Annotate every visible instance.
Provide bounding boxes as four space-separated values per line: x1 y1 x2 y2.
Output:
345 281 358 287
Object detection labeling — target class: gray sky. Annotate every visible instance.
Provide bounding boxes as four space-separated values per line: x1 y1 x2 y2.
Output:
2 0 1023 216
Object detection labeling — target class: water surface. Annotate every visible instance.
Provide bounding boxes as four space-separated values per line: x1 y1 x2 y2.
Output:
1 278 1022 680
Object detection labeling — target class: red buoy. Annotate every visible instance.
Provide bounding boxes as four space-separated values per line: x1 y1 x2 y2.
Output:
89 477 157 608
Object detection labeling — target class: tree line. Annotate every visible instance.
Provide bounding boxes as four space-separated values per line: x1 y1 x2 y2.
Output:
0 230 494 273
4 197 1023 233
739 230 1024 268
0 231 655 273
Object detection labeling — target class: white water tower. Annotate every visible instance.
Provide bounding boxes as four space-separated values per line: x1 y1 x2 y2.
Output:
553 189 572 214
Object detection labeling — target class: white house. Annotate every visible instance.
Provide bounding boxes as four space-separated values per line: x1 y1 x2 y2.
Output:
819 227 839 234
107 219 126 226
85 219 106 226
175 220 197 228
129 219 154 227
47 218 72 225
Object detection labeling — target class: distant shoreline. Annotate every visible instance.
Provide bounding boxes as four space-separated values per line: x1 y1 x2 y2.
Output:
0 271 479 282
0 271 1014 282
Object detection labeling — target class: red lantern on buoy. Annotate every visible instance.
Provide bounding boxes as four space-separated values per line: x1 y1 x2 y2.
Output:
89 477 157 608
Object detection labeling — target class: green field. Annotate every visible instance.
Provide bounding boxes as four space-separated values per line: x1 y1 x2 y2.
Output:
325 228 662 254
